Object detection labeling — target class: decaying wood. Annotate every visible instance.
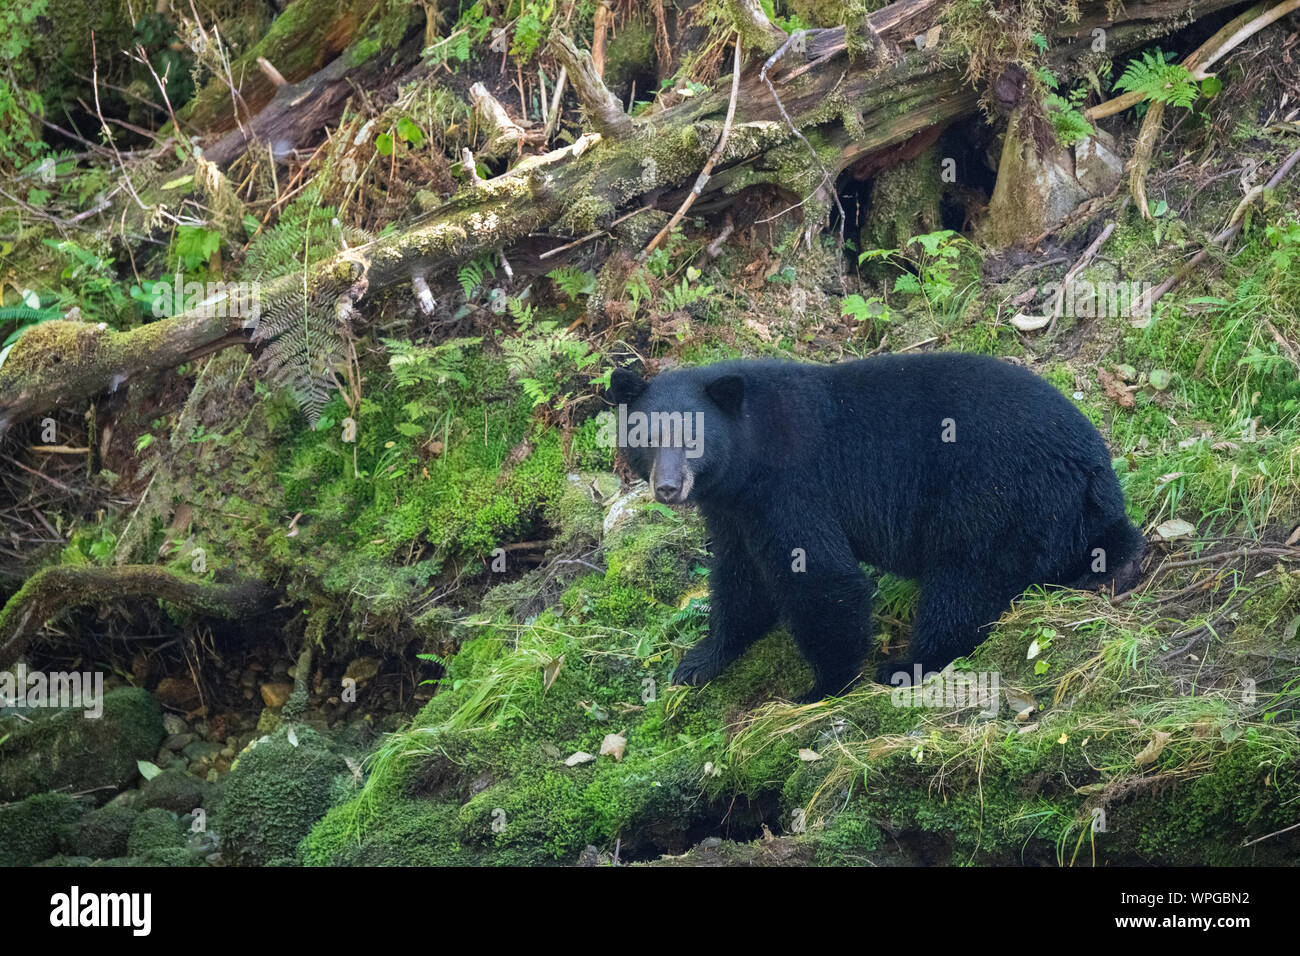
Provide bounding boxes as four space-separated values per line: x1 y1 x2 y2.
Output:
0 0 1251 434
203 35 422 167
548 33 635 138
470 83 533 156
182 0 391 135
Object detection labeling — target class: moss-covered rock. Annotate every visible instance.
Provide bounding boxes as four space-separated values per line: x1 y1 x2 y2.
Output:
137 769 208 815
0 792 85 865
58 802 138 860
0 686 164 801
220 726 348 866
127 807 186 857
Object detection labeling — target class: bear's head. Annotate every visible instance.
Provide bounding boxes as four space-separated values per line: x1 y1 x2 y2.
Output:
606 365 745 505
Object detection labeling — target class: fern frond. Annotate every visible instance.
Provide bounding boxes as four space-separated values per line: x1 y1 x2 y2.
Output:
244 189 369 280
1114 51 1199 109
251 283 347 426
547 266 596 301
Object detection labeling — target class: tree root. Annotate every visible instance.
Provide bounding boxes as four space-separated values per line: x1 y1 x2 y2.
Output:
0 564 275 668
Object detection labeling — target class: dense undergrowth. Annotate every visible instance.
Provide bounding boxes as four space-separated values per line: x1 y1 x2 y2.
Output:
1 1 1298 866
301 145 1300 864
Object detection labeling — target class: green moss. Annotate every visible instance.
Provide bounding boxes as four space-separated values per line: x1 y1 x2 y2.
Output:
127 808 186 857
137 768 208 814
0 792 84 866
859 145 943 256
602 18 657 98
220 726 348 866
0 687 164 801
60 802 137 860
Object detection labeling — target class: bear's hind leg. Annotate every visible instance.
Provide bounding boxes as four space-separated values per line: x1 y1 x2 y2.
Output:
878 566 1020 683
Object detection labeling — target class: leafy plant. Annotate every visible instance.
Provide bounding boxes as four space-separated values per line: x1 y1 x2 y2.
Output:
841 294 892 328
383 337 483 388
41 239 130 321
1113 50 1201 110
859 230 978 320
244 189 366 280
172 224 223 272
423 2 493 67
457 256 496 300
661 273 714 312
547 266 596 301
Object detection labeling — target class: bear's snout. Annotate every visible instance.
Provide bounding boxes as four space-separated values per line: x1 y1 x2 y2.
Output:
650 448 693 504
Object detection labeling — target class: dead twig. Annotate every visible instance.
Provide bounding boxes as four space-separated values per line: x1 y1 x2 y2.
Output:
639 37 743 262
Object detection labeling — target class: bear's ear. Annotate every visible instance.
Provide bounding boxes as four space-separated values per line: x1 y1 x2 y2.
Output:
706 374 744 416
607 368 646 406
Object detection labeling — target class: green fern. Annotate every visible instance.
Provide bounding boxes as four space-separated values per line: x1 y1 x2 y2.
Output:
382 336 483 388
250 285 347 426
245 190 371 426
0 304 57 322
547 266 596 301
244 189 368 280
456 255 495 300
506 295 537 329
661 276 714 312
1045 92 1094 147
1113 51 1200 109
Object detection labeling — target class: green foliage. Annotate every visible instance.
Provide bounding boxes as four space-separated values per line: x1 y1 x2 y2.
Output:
423 2 494 67
0 0 52 171
509 1 554 59
172 224 223 272
661 273 714 312
0 792 83 866
840 293 891 327
457 255 496 300
131 13 195 112
252 283 351 428
246 190 370 426
1045 90 1094 147
858 230 978 321
547 266 596 301
1113 50 1201 110
501 310 599 409
244 189 362 280
383 336 482 388
40 238 131 322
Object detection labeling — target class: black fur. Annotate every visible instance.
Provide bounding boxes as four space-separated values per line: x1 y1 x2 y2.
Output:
607 354 1146 702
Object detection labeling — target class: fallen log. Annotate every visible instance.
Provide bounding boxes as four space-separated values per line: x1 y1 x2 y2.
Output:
0 564 276 669
0 0 1251 434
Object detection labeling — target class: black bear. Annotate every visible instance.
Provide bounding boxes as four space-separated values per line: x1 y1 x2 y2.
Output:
607 353 1145 702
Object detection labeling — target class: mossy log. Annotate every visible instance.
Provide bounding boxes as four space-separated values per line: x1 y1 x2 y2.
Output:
203 30 425 167
0 0 1245 433
0 564 275 668
181 0 398 135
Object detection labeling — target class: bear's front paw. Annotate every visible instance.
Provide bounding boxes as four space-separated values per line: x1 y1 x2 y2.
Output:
672 638 729 686
875 659 914 685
